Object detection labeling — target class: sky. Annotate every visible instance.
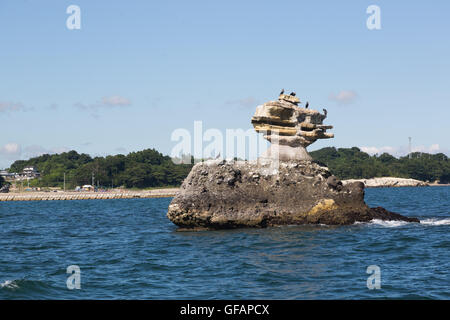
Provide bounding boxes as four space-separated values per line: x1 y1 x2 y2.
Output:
1 0 449 168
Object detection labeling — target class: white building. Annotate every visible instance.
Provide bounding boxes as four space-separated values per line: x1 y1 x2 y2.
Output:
22 166 40 178
0 170 16 179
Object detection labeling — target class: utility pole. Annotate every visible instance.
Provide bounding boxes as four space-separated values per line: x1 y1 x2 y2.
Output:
408 137 412 159
92 171 94 187
64 172 66 192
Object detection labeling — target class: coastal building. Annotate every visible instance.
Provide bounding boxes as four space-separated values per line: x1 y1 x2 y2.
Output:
0 170 17 179
21 166 40 178
82 185 94 191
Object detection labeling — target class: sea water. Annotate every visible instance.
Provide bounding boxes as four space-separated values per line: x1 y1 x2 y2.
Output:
0 186 448 299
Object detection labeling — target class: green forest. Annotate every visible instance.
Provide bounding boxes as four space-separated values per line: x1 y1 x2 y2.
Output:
8 149 193 189
5 147 449 189
310 147 449 183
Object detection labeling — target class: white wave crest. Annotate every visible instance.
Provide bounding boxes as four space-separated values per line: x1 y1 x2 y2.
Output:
355 218 450 227
420 218 450 226
0 280 19 289
369 219 411 227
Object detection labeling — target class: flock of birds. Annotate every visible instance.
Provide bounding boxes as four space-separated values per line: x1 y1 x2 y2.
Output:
280 88 327 116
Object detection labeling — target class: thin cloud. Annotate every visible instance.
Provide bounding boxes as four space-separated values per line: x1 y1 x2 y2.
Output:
115 147 127 154
329 90 358 104
410 144 447 155
23 145 70 159
360 144 448 157
102 95 131 106
74 95 132 118
0 102 27 113
0 144 71 169
360 146 397 156
74 95 132 110
0 143 22 157
225 97 260 109
0 143 22 168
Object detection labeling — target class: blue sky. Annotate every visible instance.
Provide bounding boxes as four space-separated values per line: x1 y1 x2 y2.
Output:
1 0 449 168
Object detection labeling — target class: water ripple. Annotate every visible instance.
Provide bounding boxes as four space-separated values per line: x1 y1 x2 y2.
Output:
0 187 449 299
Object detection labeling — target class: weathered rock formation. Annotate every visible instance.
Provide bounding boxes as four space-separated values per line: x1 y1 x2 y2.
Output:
167 159 419 229
167 92 420 229
251 93 333 161
343 177 428 188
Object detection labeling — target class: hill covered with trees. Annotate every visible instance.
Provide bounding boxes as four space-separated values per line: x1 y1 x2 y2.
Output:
310 147 449 183
8 149 193 189
6 147 449 189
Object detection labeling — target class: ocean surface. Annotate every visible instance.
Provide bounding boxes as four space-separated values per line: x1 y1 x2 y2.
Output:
0 186 449 299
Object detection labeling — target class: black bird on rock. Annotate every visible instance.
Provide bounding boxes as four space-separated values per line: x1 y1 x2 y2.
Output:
305 101 309 109
280 88 285 95
290 92 296 96
323 108 328 118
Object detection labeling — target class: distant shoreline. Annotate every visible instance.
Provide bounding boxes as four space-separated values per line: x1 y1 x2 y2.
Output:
343 177 431 188
0 188 179 202
1 182 449 201
362 183 449 188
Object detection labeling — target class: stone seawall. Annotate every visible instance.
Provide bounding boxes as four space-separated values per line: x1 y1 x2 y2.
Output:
0 189 179 201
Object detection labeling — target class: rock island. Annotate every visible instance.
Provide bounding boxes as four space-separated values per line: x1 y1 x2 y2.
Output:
167 91 419 229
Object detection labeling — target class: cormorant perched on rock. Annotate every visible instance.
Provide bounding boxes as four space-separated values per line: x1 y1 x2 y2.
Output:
323 108 328 118
280 88 285 95
305 101 309 109
290 92 296 96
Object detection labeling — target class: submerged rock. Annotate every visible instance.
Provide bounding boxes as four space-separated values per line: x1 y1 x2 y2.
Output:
167 159 419 230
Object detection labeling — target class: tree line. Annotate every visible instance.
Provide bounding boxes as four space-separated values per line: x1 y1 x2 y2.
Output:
5 147 449 189
8 149 193 189
310 147 449 183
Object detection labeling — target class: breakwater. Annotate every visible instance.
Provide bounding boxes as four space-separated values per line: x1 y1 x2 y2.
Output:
0 188 179 201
